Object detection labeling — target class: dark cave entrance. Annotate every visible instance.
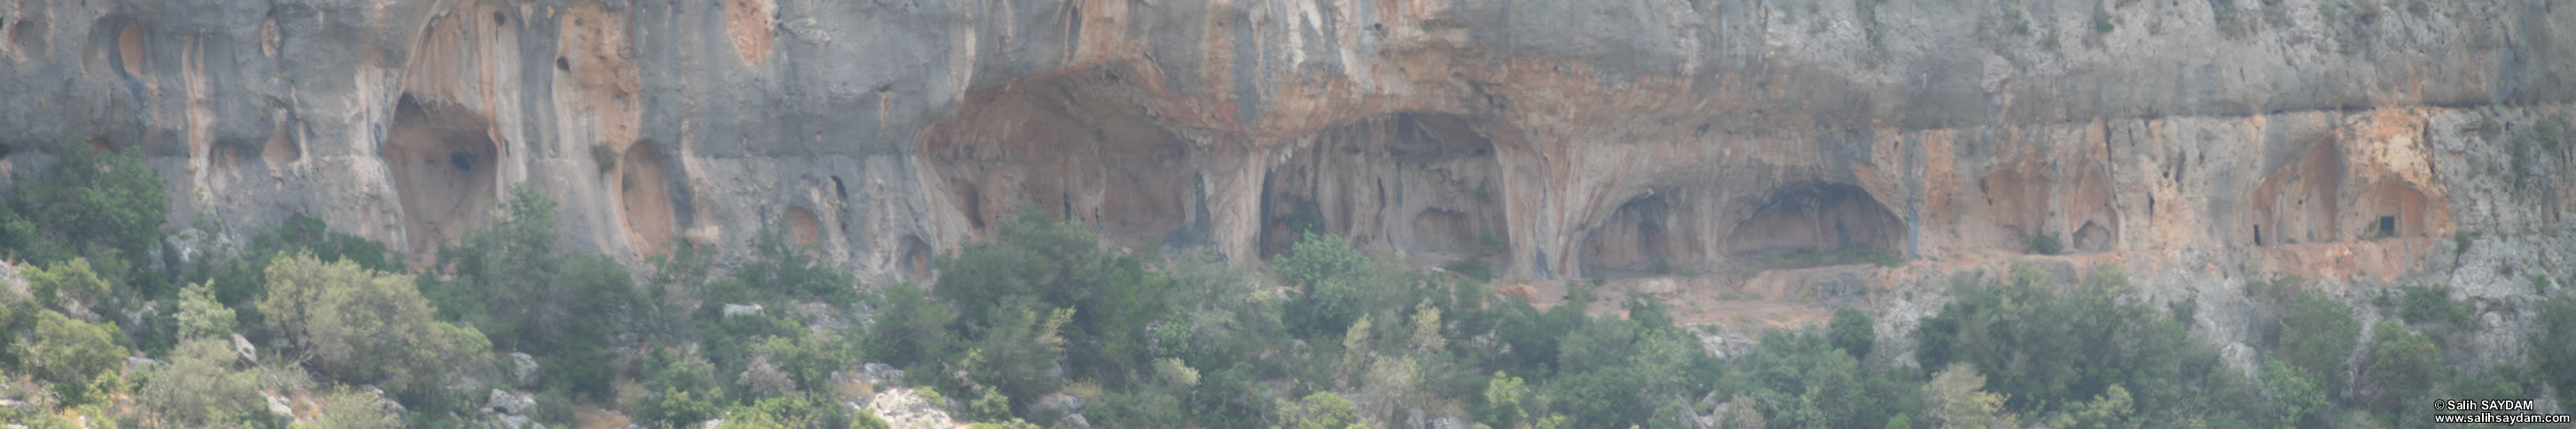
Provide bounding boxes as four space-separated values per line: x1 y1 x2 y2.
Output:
384 94 500 257
1722 183 1905 269
1256 113 1503 268
1579 193 1698 280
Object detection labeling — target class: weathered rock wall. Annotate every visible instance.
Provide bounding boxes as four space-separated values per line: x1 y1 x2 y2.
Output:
1 0 2571 292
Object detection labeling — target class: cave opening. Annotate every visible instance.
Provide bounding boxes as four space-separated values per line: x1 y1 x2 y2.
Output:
789 207 821 247
920 67 1189 248
116 20 143 76
618 143 681 256
2248 139 2345 245
2074 220 2114 252
1579 193 1696 280
1257 113 1504 267
1721 182 1905 269
1410 209 1480 255
384 94 501 257
899 235 933 280
10 19 44 55
2358 180 2440 241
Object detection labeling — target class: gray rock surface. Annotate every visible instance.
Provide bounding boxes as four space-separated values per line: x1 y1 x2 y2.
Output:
231 333 257 365
486 388 534 416
861 362 906 386
721 303 765 318
858 387 956 429
508 352 540 386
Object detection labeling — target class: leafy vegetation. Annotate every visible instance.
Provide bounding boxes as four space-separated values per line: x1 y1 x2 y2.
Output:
261 252 492 397
592 144 620 173
2536 296 2576 412
2023 228 2064 255
1915 265 2270 426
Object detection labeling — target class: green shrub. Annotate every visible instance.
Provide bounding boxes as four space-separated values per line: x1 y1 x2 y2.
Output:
1276 392 1365 429
139 338 264 425
316 389 404 428
13 310 127 398
591 144 618 173
3 136 169 270
260 253 492 394
22 258 110 314
1278 198 1325 237
2275 286 2360 396
2260 359 2328 427
2358 322 2441 414
1912 266 2266 423
416 186 645 400
2533 297 2576 411
2397 284 2474 326
1831 306 1877 360
865 282 957 369
2448 365 2531 402
171 281 236 340
1442 258 1493 282
2023 229 2064 255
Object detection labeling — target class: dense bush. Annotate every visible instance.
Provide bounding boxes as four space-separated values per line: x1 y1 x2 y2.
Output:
138 338 263 425
2356 321 2440 420
1830 306 1876 360
259 252 492 394
2396 284 2475 326
1915 265 2268 426
12 310 127 401
0 137 168 274
2023 229 2064 255
932 207 1172 388
2272 282 2359 398
2535 297 2576 411
418 186 646 400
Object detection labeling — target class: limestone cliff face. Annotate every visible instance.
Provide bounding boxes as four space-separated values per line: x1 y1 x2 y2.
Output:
3 0 2572 297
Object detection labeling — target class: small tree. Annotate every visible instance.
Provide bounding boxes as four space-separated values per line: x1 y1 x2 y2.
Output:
2260 359 2327 428
1277 391 1366 429
140 338 263 425
1921 363 2017 429
2276 289 2359 396
1477 371 1530 428
1830 306 1877 360
260 252 492 393
12 310 127 399
315 389 403 428
172 281 236 339
2531 297 2576 411
22 258 111 315
590 144 620 173
2358 322 2440 415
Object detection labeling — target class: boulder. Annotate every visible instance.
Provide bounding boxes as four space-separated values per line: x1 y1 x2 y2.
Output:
509 353 541 385
1057 413 1092 429
861 362 906 385
266 393 295 419
722 303 766 318
487 388 536 416
1033 393 1087 424
232 333 258 365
